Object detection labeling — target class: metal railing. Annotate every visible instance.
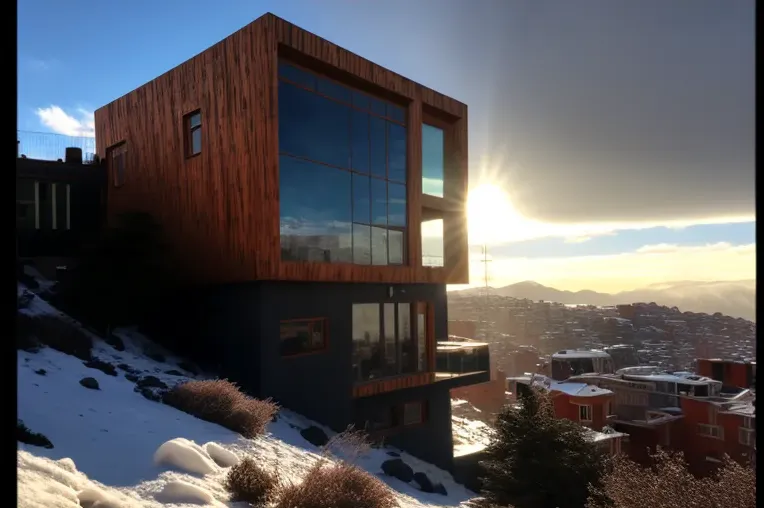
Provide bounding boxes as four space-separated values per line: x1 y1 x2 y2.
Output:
18 130 97 163
436 341 491 375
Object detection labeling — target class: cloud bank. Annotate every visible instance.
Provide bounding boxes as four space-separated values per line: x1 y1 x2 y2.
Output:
35 106 95 137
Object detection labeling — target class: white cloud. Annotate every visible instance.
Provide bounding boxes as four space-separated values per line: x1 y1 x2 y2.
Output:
460 242 756 294
35 106 95 137
466 182 755 247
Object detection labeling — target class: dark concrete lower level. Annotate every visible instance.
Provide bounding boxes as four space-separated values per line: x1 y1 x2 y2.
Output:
146 280 476 468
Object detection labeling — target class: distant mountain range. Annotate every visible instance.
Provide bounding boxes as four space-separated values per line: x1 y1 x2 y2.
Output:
451 280 756 321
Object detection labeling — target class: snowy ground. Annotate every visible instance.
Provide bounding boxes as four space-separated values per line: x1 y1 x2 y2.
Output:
17 278 481 507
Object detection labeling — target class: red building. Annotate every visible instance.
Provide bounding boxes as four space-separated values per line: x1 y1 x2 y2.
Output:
508 375 626 455
696 358 756 390
451 368 508 418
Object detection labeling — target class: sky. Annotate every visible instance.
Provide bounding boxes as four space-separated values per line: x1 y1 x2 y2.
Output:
17 0 755 293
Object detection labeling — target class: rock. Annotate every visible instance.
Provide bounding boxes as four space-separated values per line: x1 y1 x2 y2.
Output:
34 369 46 376
136 375 168 390
381 458 414 483
413 472 434 493
125 373 140 383
164 369 184 376
300 425 329 447
79 377 100 390
104 333 125 352
17 290 35 309
137 387 162 402
83 358 117 377
433 483 448 496
177 361 199 375
117 363 139 374
386 451 400 457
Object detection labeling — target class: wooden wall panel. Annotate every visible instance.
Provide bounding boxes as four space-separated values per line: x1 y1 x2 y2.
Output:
94 13 469 287
352 372 435 398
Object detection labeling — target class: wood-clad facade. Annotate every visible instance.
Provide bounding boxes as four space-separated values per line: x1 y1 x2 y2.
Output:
94 13 469 287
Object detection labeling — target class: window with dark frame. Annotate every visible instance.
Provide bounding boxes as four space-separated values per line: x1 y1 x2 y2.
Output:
277 60 408 266
185 110 202 157
279 318 327 357
108 142 127 188
402 401 424 426
579 404 592 422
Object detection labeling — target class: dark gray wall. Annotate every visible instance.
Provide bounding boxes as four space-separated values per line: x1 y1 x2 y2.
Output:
352 383 454 471
255 281 448 431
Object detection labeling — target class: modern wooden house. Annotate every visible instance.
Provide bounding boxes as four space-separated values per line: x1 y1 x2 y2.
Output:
94 13 487 470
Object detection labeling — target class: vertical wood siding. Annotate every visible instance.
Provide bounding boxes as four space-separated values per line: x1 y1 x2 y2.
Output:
94 13 468 286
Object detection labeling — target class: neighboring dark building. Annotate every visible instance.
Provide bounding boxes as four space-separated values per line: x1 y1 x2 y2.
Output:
93 13 488 470
16 135 105 260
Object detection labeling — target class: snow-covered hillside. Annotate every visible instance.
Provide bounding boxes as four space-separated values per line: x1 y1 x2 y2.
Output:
17 276 481 507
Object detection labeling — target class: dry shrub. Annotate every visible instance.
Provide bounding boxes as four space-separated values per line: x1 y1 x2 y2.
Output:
224 457 280 506
163 379 278 438
587 449 756 508
276 460 398 508
16 312 93 360
321 426 371 464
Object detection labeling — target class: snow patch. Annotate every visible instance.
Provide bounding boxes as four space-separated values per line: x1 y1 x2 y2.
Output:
155 480 223 506
204 441 240 468
153 438 219 476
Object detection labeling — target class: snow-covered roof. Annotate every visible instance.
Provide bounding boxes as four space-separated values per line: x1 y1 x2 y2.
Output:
552 349 612 360
509 374 613 398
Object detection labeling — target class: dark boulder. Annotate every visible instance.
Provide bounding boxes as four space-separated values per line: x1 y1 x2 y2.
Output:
300 426 329 447
381 458 414 483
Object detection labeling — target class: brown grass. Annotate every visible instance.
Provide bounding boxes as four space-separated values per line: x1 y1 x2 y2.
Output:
587 449 756 508
16 312 93 360
162 379 278 438
321 426 372 464
224 458 280 507
275 460 398 508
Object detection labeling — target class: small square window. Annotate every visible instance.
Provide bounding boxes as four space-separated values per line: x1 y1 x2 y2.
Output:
579 405 593 422
402 402 424 426
185 110 202 157
279 318 328 357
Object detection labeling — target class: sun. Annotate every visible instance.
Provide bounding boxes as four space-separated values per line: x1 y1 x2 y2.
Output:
467 183 540 246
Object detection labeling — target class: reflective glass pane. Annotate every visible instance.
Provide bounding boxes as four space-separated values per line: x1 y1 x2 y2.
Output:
351 110 369 174
421 218 444 267
388 229 404 265
352 303 382 382
317 76 352 103
369 116 386 178
191 128 202 155
370 178 387 225
387 104 405 123
278 62 316 89
352 173 371 223
189 112 201 128
279 81 351 168
352 223 371 265
370 97 386 116
417 304 427 371
279 155 352 263
371 226 388 265
387 122 406 183
383 303 397 376
422 124 445 197
352 90 369 110
387 182 406 227
398 304 415 374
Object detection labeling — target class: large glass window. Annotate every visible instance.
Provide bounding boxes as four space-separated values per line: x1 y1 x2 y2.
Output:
421 218 444 267
280 319 327 357
279 61 408 265
422 124 444 198
352 302 428 383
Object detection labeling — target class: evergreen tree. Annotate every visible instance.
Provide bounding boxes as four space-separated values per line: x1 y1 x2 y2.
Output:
475 386 608 508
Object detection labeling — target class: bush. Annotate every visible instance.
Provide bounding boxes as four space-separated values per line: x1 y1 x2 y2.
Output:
17 420 53 449
224 458 280 506
475 387 607 508
16 312 93 360
275 461 398 508
162 379 278 438
588 449 756 508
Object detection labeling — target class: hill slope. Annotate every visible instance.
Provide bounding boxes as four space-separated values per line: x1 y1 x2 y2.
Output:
16 281 478 507
454 280 755 320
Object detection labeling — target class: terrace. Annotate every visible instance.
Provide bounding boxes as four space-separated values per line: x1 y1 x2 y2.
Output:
18 130 97 163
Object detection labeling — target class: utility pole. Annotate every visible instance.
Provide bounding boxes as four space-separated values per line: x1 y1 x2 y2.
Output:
479 244 492 339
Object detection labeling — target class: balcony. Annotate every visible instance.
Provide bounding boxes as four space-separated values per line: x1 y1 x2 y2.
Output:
435 341 491 388
18 130 97 163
